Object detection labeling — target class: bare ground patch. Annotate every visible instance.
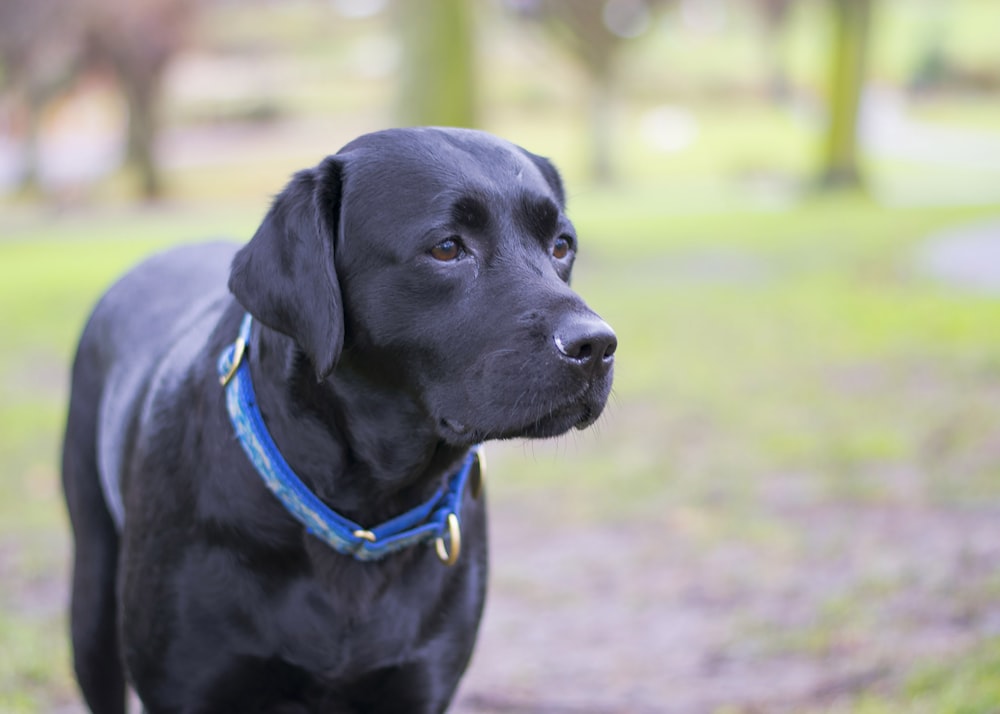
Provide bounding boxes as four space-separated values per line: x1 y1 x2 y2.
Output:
452 481 1000 713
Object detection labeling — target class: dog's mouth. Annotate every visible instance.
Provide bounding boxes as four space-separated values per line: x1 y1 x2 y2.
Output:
439 389 605 444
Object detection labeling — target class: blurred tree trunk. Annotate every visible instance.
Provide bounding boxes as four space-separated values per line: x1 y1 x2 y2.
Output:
1 0 190 200
756 0 794 101
395 0 477 127
0 0 82 194
20 88 45 194
589 71 615 183
515 0 665 183
119 66 165 198
910 2 951 91
529 0 628 184
818 0 872 191
86 0 193 200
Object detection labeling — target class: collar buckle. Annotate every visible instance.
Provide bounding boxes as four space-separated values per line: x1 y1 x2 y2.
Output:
353 529 377 543
219 335 246 387
434 513 461 566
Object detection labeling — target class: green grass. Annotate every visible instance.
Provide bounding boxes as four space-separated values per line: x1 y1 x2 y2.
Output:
851 637 1000 714
0 610 75 714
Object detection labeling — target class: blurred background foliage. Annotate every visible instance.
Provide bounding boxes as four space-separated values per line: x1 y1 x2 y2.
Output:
1 0 998 200
2 1 1000 712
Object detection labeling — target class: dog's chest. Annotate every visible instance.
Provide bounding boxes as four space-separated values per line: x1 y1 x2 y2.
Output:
273 551 455 672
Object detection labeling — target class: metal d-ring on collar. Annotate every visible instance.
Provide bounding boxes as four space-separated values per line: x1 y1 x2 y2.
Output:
217 313 484 565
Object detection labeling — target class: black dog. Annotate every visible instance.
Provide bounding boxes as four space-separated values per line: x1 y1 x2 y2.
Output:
62 127 616 713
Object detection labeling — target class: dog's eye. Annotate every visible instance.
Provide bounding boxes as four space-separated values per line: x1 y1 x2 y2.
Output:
430 238 463 262
552 235 573 260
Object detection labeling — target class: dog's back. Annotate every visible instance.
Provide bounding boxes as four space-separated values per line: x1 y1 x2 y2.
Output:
62 241 236 713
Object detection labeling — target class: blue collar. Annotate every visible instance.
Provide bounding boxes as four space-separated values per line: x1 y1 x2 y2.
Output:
217 313 482 564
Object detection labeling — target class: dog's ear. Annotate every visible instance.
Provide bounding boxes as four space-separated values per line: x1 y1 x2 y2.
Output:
229 157 345 380
519 149 566 207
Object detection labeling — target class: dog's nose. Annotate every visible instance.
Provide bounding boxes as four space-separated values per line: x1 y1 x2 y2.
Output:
554 314 617 375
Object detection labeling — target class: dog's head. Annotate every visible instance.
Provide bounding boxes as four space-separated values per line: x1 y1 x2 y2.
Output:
230 127 615 445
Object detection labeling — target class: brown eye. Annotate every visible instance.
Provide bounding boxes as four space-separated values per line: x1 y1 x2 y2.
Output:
430 238 462 262
552 235 572 260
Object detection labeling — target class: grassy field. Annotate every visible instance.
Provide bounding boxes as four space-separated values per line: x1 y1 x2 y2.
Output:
3 0 1000 711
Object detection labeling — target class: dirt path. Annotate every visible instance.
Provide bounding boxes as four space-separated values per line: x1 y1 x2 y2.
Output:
450 466 1000 713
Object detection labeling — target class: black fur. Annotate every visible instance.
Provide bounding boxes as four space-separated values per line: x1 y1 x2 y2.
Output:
62 127 616 714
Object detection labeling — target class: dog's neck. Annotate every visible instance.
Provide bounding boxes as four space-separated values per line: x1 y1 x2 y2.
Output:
246 323 469 526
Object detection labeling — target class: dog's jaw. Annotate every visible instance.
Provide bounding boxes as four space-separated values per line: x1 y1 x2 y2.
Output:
436 372 612 445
